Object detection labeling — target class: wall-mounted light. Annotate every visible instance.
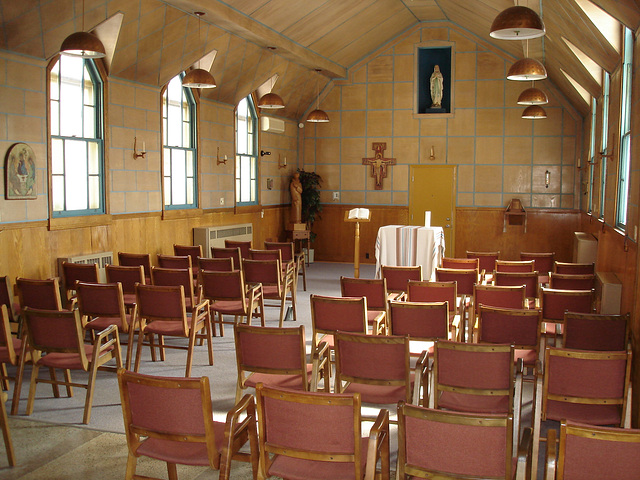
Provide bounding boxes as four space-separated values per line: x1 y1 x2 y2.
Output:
278 154 287 169
545 170 550 188
216 146 227 165
429 146 435 161
133 137 146 159
260 150 271 157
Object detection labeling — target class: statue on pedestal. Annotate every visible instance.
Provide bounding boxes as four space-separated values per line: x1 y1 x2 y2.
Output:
430 65 444 108
290 171 303 224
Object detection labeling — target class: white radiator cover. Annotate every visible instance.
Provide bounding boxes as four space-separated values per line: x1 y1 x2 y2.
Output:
57 252 113 283
194 224 253 258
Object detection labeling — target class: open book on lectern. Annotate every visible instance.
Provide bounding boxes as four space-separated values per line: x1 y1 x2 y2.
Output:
347 208 370 220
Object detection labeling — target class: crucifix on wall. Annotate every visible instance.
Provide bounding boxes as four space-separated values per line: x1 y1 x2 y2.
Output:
362 142 396 190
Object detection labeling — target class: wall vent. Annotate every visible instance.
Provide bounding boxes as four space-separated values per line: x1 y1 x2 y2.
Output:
193 224 253 257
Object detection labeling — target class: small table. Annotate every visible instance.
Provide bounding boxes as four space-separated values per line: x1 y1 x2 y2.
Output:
288 229 311 266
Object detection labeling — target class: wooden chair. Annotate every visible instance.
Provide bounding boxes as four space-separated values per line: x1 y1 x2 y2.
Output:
340 276 393 335
133 284 213 377
388 300 453 357
0 276 20 337
562 311 630 351
157 254 192 270
264 241 307 291
60 261 100 307
549 272 595 291
150 266 199 310
554 261 595 274
495 259 535 273
466 250 499 283
309 294 370 352
520 251 555 284
545 421 640 480
20 306 122 424
16 277 65 311
224 239 252 260
493 271 540 308
540 287 593 343
234 324 329 402
434 268 478 341
243 258 296 327
255 383 390 480
199 256 234 272
0 304 27 419
200 269 264 337
442 257 479 270
406 280 463 341
397 403 530 480
380 265 422 295
118 252 152 283
334 331 427 409
173 243 202 278
211 246 242 270
470 284 526 340
75 281 136 370
105 264 145 310
531 346 632 476
0 389 15 466
430 340 523 453
117 369 258 480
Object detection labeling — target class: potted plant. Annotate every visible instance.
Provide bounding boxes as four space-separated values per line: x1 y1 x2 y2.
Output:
298 169 322 261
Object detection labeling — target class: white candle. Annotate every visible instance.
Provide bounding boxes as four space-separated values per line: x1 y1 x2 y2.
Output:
430 146 434 157
142 141 146 152
424 211 431 227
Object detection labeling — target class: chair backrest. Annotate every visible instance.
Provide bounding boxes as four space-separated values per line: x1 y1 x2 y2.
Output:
16 277 64 311
563 312 630 351
554 421 640 480
397 403 514 480
173 244 202 269
435 268 477 296
542 346 631 427
22 307 88 369
388 300 449 341
520 252 555 275
76 281 128 328
243 259 282 289
136 284 189 336
442 257 479 270
61 261 100 295
200 270 247 303
549 272 595 291
225 240 252 259
157 254 192 270
495 259 535 273
554 261 595 274
211 246 242 269
340 276 388 310
334 331 412 404
264 241 295 263
407 280 457 306
105 264 145 294
117 369 221 470
118 252 152 279
0 276 16 324
493 271 539 299
150 266 197 309
466 251 500 274
477 305 541 351
255 383 366 480
473 284 526 315
235 325 308 390
432 340 514 414
249 248 282 263
381 265 423 294
541 288 593 322
310 295 368 350
199 257 234 272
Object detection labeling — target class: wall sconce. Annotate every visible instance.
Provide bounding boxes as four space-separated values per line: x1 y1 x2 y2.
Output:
216 147 227 165
260 150 271 157
545 170 550 188
133 137 146 159
600 149 614 159
278 154 287 169
429 145 436 161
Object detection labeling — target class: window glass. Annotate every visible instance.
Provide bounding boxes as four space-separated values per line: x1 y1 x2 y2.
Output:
616 27 633 228
235 96 258 205
599 72 610 219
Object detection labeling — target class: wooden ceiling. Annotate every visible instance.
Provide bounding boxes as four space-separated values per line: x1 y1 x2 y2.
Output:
1 0 638 119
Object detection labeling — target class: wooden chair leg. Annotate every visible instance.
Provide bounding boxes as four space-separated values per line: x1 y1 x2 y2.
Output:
25 364 40 416
63 369 73 397
134 329 145 373
125 454 137 480
185 328 197 377
49 368 61 398
0 391 15 466
83 362 100 425
205 316 214 366
167 462 178 480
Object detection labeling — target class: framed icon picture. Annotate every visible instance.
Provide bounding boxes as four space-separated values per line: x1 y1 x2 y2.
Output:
5 142 36 200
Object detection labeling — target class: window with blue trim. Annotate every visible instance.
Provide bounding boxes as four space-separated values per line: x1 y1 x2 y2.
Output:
599 72 610 219
616 27 633 229
588 98 596 214
49 55 104 216
162 74 197 209
235 96 258 206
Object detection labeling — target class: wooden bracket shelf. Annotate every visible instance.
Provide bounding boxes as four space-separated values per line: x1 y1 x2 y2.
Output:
504 198 526 233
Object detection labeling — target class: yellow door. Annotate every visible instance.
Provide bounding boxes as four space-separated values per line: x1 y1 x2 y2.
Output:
409 165 456 256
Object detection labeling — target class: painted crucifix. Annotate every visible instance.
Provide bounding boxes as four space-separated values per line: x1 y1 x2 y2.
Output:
362 142 396 190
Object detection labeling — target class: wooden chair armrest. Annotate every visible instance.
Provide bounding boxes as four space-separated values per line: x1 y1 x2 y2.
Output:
246 283 262 297
413 350 430 405
192 299 210 320
364 408 390 480
313 341 329 360
516 427 533 480
222 394 258 471
543 427 557 480
93 324 121 354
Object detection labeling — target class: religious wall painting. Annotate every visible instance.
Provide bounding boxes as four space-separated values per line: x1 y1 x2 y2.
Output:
5 143 36 200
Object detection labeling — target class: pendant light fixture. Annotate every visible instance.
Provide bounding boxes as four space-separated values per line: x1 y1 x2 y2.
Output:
517 82 548 105
307 69 329 123
507 40 547 81
182 12 217 89
60 0 106 58
258 75 285 109
522 105 547 119
490 5 545 40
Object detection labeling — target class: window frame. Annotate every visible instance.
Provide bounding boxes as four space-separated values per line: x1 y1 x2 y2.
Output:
235 95 259 207
48 54 106 218
616 26 633 229
598 72 610 220
588 97 597 214
161 73 199 211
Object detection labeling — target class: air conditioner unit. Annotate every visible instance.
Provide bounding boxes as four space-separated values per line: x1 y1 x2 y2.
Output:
57 251 113 283
573 232 597 264
260 116 285 134
595 271 622 314
193 224 253 258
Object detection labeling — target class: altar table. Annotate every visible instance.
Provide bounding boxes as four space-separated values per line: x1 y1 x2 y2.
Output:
375 225 445 280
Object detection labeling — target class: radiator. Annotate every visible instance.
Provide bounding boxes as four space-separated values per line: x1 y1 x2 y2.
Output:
594 271 622 314
193 224 253 258
57 251 113 283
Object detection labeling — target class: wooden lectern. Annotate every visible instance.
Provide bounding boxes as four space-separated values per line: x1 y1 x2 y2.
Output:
344 208 371 278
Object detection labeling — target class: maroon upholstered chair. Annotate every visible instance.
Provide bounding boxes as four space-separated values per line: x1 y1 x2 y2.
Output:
562 312 630 351
134 284 212 377
388 300 453 357
234 324 329 401
495 259 535 273
199 256 234 272
531 346 632 475
243 258 296 327
255 383 390 480
381 265 423 294
211 246 242 270
434 269 478 341
466 250 499 282
150 266 199 310
540 287 593 342
200 269 264 337
545 421 640 480
493 271 540 308
0 276 19 336
60 261 100 306
16 277 65 311
520 251 555 284
265 241 306 291
157 254 191 270
173 243 202 278
117 369 258 480
20 306 122 424
224 239 252 260
76 281 136 370
549 272 595 291
340 276 394 335
553 261 595 274
406 280 462 340
105 264 145 310
442 257 479 271
117 252 152 283
310 294 369 350
397 403 530 480
470 284 526 340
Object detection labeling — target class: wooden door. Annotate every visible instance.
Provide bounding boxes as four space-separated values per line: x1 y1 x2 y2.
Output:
409 165 456 256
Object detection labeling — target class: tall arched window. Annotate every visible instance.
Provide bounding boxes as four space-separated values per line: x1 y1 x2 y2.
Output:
616 27 633 229
162 74 197 209
235 96 258 206
49 55 104 216
599 72 610 219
